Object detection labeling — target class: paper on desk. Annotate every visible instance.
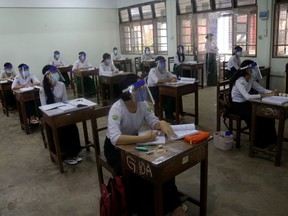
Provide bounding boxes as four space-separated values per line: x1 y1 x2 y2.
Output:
186 61 197 64
178 77 195 84
40 102 67 111
19 86 34 92
68 98 97 107
0 80 8 84
170 124 199 140
137 131 166 146
100 71 123 77
261 96 288 105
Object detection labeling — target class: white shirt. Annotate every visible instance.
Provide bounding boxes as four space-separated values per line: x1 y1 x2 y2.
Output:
147 67 176 87
72 59 92 71
107 99 159 145
99 62 117 75
174 54 185 65
205 40 219 54
11 74 40 89
39 81 67 105
141 53 153 62
0 70 17 78
50 58 66 67
228 55 241 70
231 77 271 103
111 52 124 60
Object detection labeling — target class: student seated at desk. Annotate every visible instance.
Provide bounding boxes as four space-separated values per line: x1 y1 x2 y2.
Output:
99 53 119 75
111 47 125 60
104 74 187 216
12 64 40 124
173 45 185 76
147 56 183 121
0 62 17 80
40 65 82 165
72 51 96 97
225 46 242 80
50 50 70 87
141 47 154 74
230 60 278 148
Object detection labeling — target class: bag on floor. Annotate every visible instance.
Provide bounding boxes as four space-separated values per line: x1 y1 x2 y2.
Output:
100 176 129 216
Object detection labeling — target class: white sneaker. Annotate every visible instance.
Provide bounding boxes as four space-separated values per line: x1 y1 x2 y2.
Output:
74 156 82 162
64 159 78 165
181 204 188 213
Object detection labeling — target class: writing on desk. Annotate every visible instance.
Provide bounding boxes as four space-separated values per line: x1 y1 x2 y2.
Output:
126 156 152 178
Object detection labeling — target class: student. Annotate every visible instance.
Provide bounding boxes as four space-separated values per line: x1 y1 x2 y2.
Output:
12 64 41 124
111 47 124 60
141 47 153 62
104 74 187 216
205 33 219 86
147 56 181 120
226 46 242 80
99 53 119 75
173 45 185 76
230 60 278 148
50 50 70 87
0 62 17 80
39 65 82 165
72 51 96 97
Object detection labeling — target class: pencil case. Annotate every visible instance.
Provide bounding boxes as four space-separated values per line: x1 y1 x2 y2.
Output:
184 130 210 144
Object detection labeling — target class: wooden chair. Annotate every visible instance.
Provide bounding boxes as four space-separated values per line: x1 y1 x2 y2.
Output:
168 57 174 72
93 105 116 190
134 57 142 76
216 80 249 148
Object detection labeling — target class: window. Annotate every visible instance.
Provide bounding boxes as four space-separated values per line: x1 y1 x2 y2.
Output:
119 1 167 55
273 1 288 57
177 1 257 58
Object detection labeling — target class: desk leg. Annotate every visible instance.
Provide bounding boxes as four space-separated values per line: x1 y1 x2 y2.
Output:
21 101 30 134
154 182 163 216
195 88 199 125
45 124 55 162
53 128 64 173
249 106 256 157
81 76 85 98
176 96 180 124
159 94 163 120
82 121 90 151
275 118 285 166
200 148 208 216
201 68 204 89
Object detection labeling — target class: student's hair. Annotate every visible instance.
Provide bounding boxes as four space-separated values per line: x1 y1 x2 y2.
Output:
233 46 242 55
42 65 53 75
43 73 55 105
144 47 150 53
54 51 60 55
113 47 117 51
229 60 254 88
119 74 140 101
4 62 12 69
18 63 27 70
103 53 111 60
79 51 86 58
155 56 166 64
177 45 185 63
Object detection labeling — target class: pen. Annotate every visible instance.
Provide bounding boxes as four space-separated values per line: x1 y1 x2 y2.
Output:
135 147 149 151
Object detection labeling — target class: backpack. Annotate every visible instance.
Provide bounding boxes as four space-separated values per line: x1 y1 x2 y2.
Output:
100 176 129 216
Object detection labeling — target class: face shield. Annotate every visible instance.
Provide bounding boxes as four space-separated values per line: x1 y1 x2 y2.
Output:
122 79 154 104
156 58 166 73
45 66 65 84
4 65 13 75
19 65 30 79
241 62 262 80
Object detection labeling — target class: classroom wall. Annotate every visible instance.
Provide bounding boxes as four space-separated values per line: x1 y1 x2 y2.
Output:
0 8 120 79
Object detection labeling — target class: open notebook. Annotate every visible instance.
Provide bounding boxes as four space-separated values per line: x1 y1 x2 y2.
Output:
137 123 198 146
261 96 288 105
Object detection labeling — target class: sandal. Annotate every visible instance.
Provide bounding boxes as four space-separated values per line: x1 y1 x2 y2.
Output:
64 158 78 165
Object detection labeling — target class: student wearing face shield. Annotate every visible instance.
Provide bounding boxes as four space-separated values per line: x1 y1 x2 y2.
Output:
104 74 187 216
0 62 17 80
72 51 96 97
230 60 278 148
39 65 82 165
50 51 70 87
225 46 243 80
12 64 40 124
140 47 154 75
147 56 183 121
111 47 124 61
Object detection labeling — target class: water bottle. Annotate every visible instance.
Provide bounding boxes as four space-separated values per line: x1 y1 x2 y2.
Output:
224 130 231 138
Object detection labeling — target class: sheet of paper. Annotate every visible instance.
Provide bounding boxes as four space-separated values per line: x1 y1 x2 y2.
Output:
40 102 67 111
137 130 166 145
261 96 288 105
19 86 34 92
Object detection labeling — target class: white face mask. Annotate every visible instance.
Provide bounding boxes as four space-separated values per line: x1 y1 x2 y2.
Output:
105 59 111 64
54 54 60 59
113 49 118 55
80 55 85 61
145 50 150 55
236 52 242 56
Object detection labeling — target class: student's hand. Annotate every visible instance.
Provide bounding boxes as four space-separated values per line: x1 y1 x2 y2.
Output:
170 77 177 82
142 131 158 142
158 120 177 139
261 92 276 98
273 89 280 96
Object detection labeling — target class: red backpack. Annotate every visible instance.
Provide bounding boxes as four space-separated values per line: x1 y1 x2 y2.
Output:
100 176 129 216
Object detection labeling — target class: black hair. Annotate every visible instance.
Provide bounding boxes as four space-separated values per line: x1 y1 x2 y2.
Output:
18 63 26 69
233 46 242 55
43 73 55 104
113 47 117 51
79 51 86 57
177 45 185 63
103 53 111 60
42 65 53 75
119 74 140 101
54 51 60 55
4 62 12 68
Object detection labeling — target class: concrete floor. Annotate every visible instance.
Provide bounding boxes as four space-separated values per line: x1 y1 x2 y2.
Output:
1 86 288 216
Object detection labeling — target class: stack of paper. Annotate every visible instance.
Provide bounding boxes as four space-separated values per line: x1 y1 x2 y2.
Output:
19 86 34 92
179 77 195 84
170 123 198 140
261 96 288 105
100 71 123 77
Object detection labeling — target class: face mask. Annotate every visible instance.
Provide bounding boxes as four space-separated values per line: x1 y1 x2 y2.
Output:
24 70 30 78
113 50 118 55
236 52 242 56
106 59 111 64
54 54 60 59
145 50 150 55
80 55 85 61
52 73 60 82
5 69 12 75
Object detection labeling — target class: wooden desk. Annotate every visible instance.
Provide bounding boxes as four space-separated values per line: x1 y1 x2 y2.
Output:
158 82 199 124
117 139 209 216
113 59 132 72
0 81 13 116
58 65 75 95
180 62 204 89
250 100 288 166
99 72 132 106
259 67 270 89
14 89 40 134
40 102 98 173
75 68 100 103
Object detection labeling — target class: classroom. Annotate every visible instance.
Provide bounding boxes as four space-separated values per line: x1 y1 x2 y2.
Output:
1 0 288 216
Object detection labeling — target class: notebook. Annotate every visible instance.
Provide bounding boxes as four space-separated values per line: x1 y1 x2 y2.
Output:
261 96 288 105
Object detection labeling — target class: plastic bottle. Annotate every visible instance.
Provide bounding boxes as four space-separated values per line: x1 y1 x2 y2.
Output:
224 130 231 138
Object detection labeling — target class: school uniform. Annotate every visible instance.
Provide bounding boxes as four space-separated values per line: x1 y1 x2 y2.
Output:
205 40 218 86
0 70 17 107
50 58 70 86
39 81 81 157
99 62 117 75
72 59 95 97
0 70 17 78
111 52 124 60
173 53 189 77
141 53 153 74
231 77 277 147
226 55 241 79
104 99 182 215
11 74 40 119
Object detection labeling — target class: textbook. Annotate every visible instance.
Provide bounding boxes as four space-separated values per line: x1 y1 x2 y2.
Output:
137 123 198 145
261 96 288 105
178 77 195 84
